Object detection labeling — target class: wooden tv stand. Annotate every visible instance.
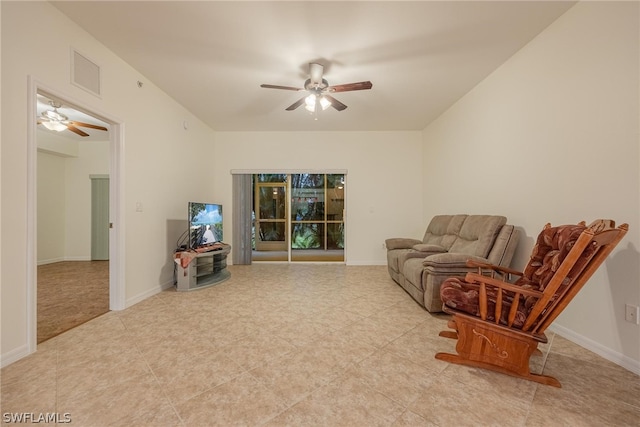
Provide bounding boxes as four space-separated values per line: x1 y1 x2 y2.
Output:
175 243 231 291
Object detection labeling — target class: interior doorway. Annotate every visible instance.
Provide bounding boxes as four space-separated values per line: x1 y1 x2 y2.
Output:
35 92 111 343
28 79 125 351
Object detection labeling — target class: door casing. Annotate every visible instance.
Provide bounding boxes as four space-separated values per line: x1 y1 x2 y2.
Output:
26 77 125 356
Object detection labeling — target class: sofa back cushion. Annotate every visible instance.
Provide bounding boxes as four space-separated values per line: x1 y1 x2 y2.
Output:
448 215 507 257
422 215 467 250
486 225 519 267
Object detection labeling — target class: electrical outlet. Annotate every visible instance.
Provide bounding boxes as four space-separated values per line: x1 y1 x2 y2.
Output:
625 304 640 324
382 242 386 250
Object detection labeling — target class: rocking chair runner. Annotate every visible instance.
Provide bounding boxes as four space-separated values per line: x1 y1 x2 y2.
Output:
435 219 628 387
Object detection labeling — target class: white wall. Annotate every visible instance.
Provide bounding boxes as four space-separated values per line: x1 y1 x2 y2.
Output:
37 151 66 264
422 2 639 371
64 141 110 260
1 2 216 365
37 134 110 264
213 131 423 265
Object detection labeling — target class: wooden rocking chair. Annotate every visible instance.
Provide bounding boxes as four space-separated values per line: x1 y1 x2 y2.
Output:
435 219 628 387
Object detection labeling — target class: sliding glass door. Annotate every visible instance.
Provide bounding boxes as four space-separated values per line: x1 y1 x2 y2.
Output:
290 173 344 261
254 175 287 254
251 172 345 262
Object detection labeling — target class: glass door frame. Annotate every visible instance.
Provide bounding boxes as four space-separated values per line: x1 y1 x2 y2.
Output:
233 169 347 263
289 173 345 258
254 181 288 252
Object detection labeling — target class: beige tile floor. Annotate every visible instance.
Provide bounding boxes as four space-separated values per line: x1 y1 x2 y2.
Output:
2 264 639 426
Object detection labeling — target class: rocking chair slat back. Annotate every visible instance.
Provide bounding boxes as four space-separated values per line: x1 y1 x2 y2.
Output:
522 227 598 332
436 219 628 387
531 222 628 334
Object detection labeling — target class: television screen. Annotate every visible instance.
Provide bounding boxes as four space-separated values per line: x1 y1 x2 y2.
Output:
188 202 223 249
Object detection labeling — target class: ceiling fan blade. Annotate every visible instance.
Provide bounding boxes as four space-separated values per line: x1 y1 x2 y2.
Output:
285 97 306 111
260 84 302 91
309 63 324 85
69 121 108 131
328 81 373 93
323 95 347 111
66 124 89 137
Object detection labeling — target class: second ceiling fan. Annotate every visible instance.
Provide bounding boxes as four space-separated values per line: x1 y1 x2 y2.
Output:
261 63 372 112
38 101 108 137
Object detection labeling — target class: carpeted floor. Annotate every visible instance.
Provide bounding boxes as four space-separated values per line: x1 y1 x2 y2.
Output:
37 261 110 343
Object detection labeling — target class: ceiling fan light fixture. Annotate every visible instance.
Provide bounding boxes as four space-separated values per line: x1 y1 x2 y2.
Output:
261 62 372 113
42 109 67 122
42 121 68 132
305 94 316 112
319 96 331 111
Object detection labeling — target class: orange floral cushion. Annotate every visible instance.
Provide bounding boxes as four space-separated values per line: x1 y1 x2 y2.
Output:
440 223 589 328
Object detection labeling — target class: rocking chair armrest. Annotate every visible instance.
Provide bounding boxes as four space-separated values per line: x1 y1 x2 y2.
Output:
464 273 542 299
465 272 544 326
465 259 524 276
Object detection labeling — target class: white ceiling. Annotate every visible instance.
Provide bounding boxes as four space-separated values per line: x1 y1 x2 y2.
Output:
51 1 576 132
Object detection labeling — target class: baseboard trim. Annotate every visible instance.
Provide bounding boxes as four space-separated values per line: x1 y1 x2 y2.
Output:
1 344 31 368
549 324 640 375
37 257 65 266
37 257 94 266
125 280 175 308
347 261 386 266
64 256 92 262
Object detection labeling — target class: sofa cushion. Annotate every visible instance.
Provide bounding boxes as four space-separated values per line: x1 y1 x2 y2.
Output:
387 248 414 274
448 215 507 258
412 243 447 253
422 214 467 250
486 225 519 266
422 253 489 268
403 257 428 292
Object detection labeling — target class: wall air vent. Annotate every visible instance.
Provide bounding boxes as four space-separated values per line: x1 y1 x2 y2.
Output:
71 49 101 97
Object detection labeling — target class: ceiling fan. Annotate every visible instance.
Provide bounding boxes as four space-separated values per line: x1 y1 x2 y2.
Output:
38 101 108 137
261 63 373 112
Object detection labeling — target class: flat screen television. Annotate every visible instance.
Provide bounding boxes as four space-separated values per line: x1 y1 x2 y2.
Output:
188 202 223 249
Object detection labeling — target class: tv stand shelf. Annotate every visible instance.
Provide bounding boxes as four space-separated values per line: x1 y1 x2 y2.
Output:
175 244 231 291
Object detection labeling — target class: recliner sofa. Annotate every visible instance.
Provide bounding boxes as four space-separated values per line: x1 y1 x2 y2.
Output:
385 214 519 312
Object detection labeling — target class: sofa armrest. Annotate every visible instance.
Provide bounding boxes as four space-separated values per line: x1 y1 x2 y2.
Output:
422 253 489 269
412 243 447 253
385 238 422 250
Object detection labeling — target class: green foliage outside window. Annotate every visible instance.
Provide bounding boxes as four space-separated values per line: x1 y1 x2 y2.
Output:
253 173 345 253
